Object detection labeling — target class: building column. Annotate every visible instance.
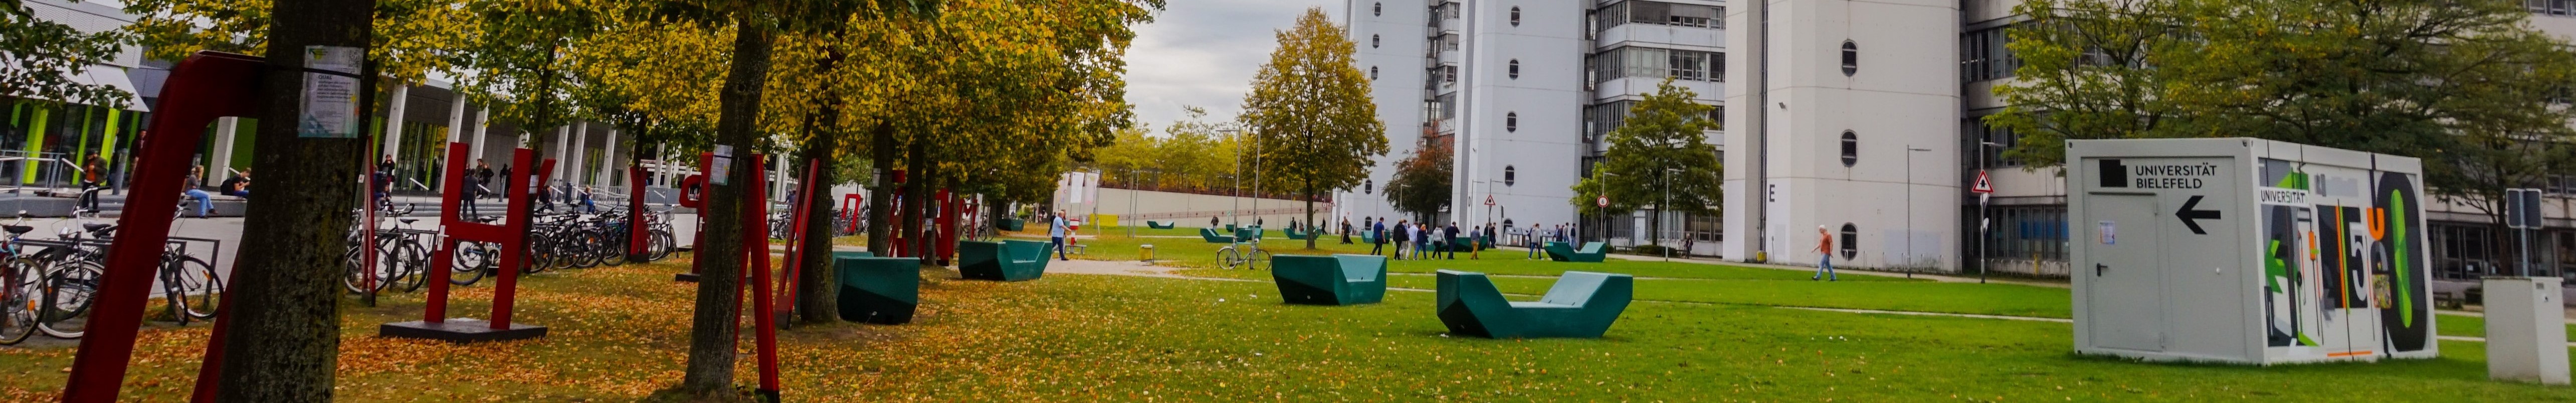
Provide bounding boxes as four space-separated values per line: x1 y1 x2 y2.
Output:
470 107 490 165
440 92 467 192
209 117 239 187
552 124 571 183
21 107 47 184
598 129 618 189
381 84 410 161
569 122 589 188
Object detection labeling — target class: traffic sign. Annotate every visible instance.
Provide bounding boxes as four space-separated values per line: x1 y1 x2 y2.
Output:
1971 171 1995 194
1485 195 1496 206
1595 196 1609 207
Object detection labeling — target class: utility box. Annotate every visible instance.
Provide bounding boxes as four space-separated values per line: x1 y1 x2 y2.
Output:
2483 276 2568 384
2068 138 2437 364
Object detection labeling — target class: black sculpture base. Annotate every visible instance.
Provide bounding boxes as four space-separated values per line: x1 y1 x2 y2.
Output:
674 272 701 282
379 318 548 342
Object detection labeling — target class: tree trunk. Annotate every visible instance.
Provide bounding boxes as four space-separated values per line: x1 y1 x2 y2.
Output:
901 138 928 265
677 20 773 397
866 122 894 256
1304 180 1316 250
793 47 842 323
215 0 370 399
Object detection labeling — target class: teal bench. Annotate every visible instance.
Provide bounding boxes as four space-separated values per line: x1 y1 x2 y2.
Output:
1543 241 1608 262
1283 228 1306 239
995 218 1026 231
1147 221 1176 229
1435 270 1633 338
1270 254 1388 305
1225 224 1239 232
958 240 1051 282
1236 226 1265 240
1447 236 1494 251
835 253 917 324
1361 232 1379 244
1199 228 1237 243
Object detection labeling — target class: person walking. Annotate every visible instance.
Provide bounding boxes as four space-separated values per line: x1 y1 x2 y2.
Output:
1370 218 1388 256
77 154 106 214
1339 218 1353 244
1415 223 1432 259
1051 209 1072 261
1392 219 1411 259
1442 222 1461 259
1813 225 1838 281
1526 223 1543 259
1468 225 1483 259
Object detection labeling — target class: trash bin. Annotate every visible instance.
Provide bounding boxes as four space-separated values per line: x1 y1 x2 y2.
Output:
1139 244 1155 261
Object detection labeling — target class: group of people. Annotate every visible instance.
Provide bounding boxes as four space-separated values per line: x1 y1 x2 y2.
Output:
1359 217 1486 260
1518 223 1578 259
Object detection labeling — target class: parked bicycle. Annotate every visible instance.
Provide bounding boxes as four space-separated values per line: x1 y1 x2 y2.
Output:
1218 238 1270 270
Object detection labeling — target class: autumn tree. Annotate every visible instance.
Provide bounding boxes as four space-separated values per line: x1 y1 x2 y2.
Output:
1240 7 1387 249
1 0 129 109
1568 78 1720 251
1384 138 1450 222
1991 0 2576 260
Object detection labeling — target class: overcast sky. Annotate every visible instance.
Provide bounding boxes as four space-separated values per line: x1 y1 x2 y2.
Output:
1123 0 1345 133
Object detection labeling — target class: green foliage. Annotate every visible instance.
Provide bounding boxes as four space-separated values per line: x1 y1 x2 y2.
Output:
125 0 465 85
1086 107 1246 192
1240 7 1389 201
1384 138 1451 222
2 0 130 108
1570 78 1720 245
1991 0 2576 225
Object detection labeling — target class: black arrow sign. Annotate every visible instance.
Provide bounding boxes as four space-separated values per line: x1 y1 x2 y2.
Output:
2176 195 2221 234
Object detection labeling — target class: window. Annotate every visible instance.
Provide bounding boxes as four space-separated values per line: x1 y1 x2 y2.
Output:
1508 59 1521 79
1961 25 2021 82
1437 93 1458 118
1442 65 1458 84
1840 130 1859 167
1987 206 2069 263
1370 66 1379 80
1371 34 1380 48
1511 7 1522 26
2532 0 2576 16
1584 47 1719 83
1505 112 1519 132
1504 166 1517 186
1582 100 1638 141
1965 116 2022 168
1373 2 1382 16
1365 179 1374 193
1593 2 1723 32
1839 223 1859 259
1707 105 1723 127
1841 41 1859 76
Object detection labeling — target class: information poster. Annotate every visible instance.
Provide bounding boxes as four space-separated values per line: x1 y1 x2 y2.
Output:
297 46 363 139
709 145 734 186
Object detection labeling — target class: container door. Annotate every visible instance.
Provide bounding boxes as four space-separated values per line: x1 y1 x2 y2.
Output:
2087 193 2165 351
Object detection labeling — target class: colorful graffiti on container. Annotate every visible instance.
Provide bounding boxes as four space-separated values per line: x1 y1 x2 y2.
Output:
2256 159 2435 359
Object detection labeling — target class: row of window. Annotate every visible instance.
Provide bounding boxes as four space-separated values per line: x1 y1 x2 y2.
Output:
1961 25 2020 82
2530 0 2576 16
1580 100 1722 142
1587 47 1723 83
1592 1 1724 32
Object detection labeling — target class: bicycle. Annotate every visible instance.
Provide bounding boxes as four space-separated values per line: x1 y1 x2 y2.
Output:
1217 238 1270 270
0 212 46 344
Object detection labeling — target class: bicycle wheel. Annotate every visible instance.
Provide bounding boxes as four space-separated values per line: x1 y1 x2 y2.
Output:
649 229 675 261
1219 247 1242 270
344 247 393 294
0 259 43 345
569 229 604 268
38 260 104 339
389 241 428 292
164 256 223 321
451 243 493 286
1248 249 1272 271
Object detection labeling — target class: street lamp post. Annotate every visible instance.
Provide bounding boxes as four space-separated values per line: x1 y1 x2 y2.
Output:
1596 172 1617 245
1905 146 1933 278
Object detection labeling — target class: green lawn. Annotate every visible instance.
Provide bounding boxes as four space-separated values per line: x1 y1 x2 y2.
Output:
2438 313 2576 338
2 251 2565 401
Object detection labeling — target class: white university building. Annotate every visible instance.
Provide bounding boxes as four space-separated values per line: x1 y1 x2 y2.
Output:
1340 0 2576 283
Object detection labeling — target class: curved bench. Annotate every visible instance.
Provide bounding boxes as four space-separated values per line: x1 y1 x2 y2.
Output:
1199 228 1237 243
1435 270 1633 338
1235 227 1265 240
994 218 1026 231
958 239 1050 282
1270 254 1388 305
1146 221 1176 229
835 252 917 324
1542 241 1608 262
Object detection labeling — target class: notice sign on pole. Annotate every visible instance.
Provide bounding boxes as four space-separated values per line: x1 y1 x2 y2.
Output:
297 46 363 139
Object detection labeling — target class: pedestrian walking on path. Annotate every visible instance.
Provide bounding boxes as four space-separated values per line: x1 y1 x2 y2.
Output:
1370 218 1388 256
1051 209 1072 260
1813 225 1838 281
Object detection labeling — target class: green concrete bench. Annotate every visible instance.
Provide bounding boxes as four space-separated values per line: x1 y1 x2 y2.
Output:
1236 227 1265 240
1361 232 1379 244
1199 228 1237 243
1225 224 1239 232
835 253 917 324
1445 236 1493 251
1435 270 1633 338
1543 241 1608 262
1270 254 1388 305
1147 221 1176 229
958 239 1051 282
995 218 1026 231
1283 228 1306 239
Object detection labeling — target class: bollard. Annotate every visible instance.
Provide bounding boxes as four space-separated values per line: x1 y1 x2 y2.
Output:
1140 244 1155 262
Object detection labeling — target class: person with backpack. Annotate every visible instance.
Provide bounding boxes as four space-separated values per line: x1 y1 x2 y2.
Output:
1391 219 1410 259
1813 225 1839 281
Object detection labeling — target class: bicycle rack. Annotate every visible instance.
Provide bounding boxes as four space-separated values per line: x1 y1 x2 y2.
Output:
378 146 553 342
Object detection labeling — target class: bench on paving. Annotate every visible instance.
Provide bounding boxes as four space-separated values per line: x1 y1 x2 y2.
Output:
958 239 1051 282
1435 270 1633 339
1200 228 1237 243
1543 241 1608 262
1147 221 1176 229
1270 254 1388 305
995 218 1026 232
835 253 917 324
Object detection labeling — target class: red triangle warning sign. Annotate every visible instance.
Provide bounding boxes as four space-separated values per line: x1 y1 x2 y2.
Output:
1971 171 1996 194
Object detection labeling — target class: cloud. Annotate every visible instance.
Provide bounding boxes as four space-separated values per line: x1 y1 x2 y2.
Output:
1123 0 1344 134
